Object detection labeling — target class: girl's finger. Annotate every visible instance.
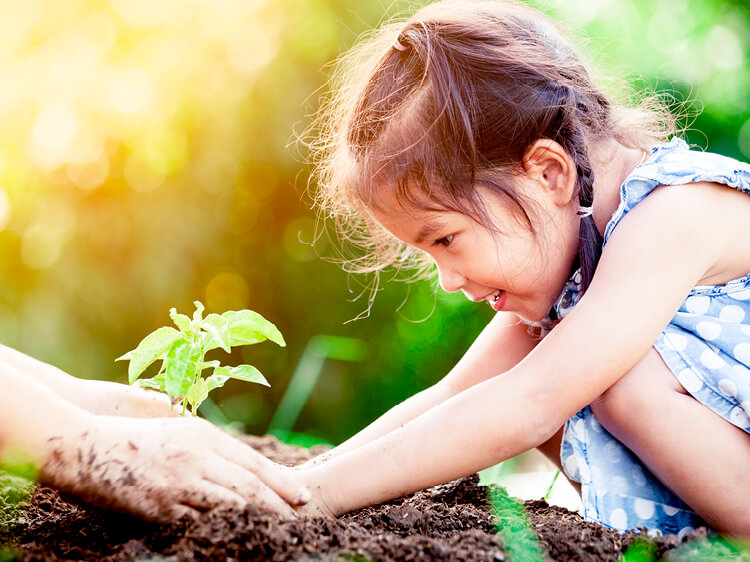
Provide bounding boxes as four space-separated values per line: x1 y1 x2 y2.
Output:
205 461 297 519
214 437 312 507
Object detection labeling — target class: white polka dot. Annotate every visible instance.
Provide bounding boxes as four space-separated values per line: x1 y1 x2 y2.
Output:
741 401 750 418
604 441 624 463
647 528 663 538
729 287 750 300
634 498 656 520
735 342 750 365
589 415 603 433
664 332 688 351
610 508 629 530
563 454 579 478
574 418 585 437
591 466 604 483
742 325 750 336
677 368 703 393
685 295 710 315
663 504 680 516
611 476 627 492
631 465 648 488
678 526 695 540
729 406 750 428
695 321 721 340
718 378 738 398
700 349 726 370
719 304 745 323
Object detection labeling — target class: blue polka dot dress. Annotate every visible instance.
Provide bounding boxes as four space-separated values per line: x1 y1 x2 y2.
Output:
551 138 750 537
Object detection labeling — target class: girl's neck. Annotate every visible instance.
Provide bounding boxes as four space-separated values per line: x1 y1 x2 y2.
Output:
589 139 649 236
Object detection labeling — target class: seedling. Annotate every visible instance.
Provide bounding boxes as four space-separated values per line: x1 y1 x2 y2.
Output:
117 301 285 416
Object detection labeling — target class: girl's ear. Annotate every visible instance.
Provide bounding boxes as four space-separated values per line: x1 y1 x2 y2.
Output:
521 139 577 207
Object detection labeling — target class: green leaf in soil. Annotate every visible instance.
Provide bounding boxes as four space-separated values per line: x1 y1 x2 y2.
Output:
169 308 192 333
186 377 209 411
214 364 270 386
200 313 231 353
165 339 196 398
206 373 230 392
222 310 285 347
124 327 182 385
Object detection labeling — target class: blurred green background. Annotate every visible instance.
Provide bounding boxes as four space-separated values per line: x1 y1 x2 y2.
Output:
0 0 747 445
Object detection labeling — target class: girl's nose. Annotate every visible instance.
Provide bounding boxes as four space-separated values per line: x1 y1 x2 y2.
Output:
437 263 464 293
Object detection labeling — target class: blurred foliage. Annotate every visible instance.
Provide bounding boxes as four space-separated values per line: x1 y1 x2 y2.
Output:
0 0 747 444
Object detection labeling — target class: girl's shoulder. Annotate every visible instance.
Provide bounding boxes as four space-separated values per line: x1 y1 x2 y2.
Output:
603 138 750 246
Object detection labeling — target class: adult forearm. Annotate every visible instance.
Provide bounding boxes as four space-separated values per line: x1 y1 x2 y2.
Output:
0 363 92 477
0 344 84 405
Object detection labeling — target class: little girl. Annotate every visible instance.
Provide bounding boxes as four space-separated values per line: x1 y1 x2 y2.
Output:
294 0 750 538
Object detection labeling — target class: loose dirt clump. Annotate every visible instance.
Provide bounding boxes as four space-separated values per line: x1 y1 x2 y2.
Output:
0 435 744 561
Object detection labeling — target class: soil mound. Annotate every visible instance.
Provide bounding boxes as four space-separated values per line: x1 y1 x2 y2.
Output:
0 435 744 561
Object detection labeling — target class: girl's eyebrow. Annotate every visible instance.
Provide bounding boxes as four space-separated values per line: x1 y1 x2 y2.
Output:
414 221 444 244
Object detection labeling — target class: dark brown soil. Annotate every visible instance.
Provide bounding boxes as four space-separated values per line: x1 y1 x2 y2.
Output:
0 435 746 561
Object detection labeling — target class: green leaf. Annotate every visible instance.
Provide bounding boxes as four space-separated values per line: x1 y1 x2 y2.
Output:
126 327 182 385
222 310 285 348
216 364 270 387
200 313 231 353
186 377 209 410
115 350 133 362
206 372 229 392
133 377 165 392
199 360 221 371
169 308 192 333
164 339 196 398
192 301 205 323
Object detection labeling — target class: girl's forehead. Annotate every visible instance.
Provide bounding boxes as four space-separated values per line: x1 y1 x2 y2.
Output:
371 203 453 238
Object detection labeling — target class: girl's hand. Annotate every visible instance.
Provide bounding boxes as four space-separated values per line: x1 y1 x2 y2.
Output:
292 467 337 519
41 415 312 523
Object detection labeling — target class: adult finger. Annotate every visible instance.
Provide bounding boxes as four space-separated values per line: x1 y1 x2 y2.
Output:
163 504 201 524
214 437 311 507
180 480 248 512
205 461 297 519
129 500 201 524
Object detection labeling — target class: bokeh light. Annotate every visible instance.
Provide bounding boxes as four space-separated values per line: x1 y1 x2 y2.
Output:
0 0 746 443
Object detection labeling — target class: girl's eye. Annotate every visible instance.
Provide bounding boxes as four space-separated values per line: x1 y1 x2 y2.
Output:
433 234 454 248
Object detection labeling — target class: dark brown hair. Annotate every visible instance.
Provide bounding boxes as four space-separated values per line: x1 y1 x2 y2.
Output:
310 0 675 297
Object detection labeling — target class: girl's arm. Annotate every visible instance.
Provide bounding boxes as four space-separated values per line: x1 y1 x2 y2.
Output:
298 184 717 516
0 343 176 418
306 311 538 465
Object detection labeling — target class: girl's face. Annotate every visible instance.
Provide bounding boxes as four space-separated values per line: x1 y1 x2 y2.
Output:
374 181 581 323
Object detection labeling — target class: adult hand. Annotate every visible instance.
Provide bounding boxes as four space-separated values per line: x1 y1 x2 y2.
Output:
42 415 311 522
74 379 180 418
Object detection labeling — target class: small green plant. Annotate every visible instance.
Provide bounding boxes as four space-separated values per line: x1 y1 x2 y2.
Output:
117 301 285 416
